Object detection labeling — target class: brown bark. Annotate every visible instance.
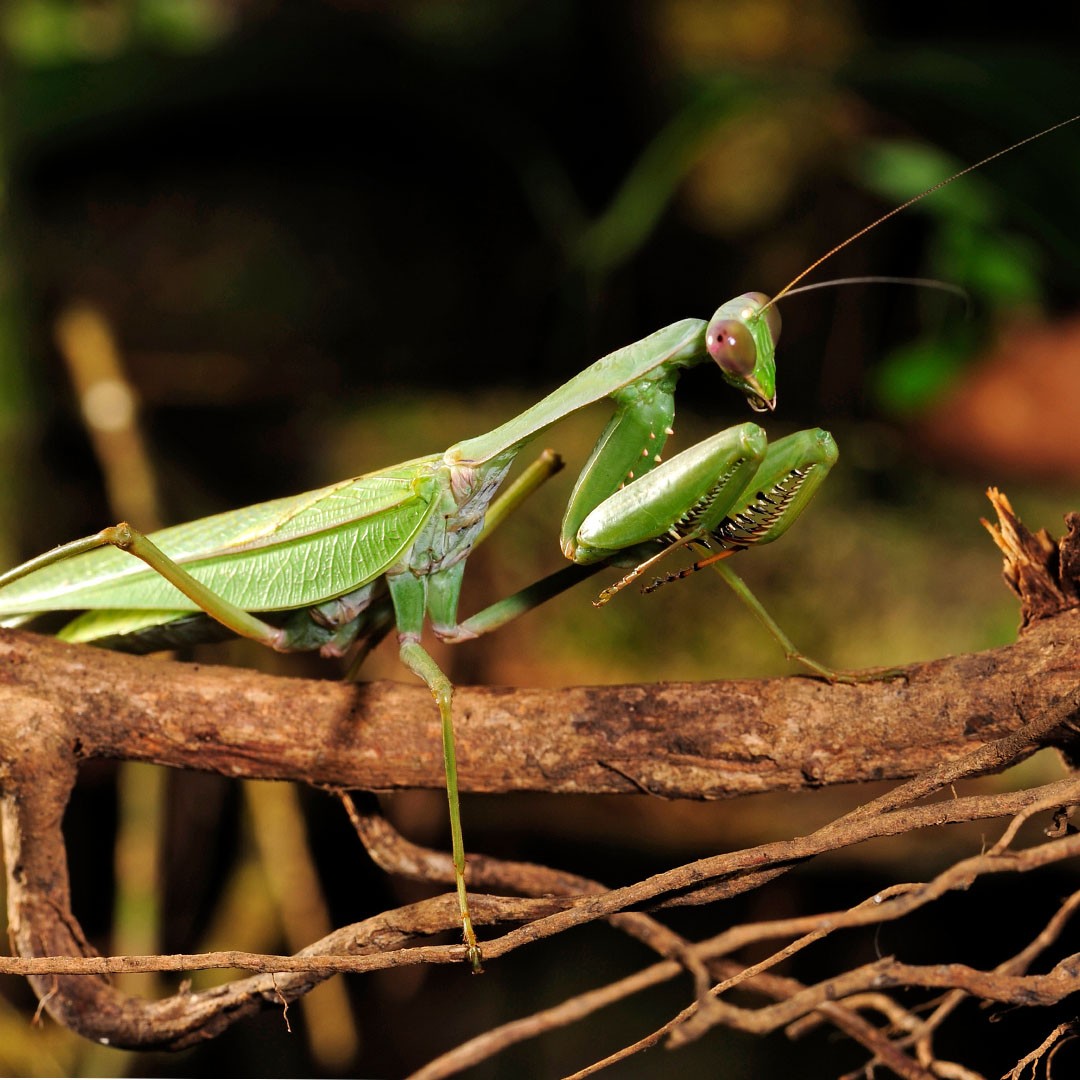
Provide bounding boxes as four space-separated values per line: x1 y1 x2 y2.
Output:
1 611 1076 804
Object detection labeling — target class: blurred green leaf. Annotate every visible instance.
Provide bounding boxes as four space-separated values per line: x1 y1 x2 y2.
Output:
2 0 105 64
135 0 233 51
873 339 965 413
3 0 230 65
937 226 1042 305
859 136 1053 416
859 139 996 222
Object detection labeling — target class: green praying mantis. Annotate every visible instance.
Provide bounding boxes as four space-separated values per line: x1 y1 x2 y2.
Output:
0 116 1076 972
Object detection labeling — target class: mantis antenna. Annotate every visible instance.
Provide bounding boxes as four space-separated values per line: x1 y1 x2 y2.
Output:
758 113 1080 318
779 275 968 307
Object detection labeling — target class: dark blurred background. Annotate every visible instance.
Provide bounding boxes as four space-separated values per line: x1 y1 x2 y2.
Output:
1 2 1078 1077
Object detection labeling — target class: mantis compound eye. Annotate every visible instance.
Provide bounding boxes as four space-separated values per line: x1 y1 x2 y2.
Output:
706 315 757 377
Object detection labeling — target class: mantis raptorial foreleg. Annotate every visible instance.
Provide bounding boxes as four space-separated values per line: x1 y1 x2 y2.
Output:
576 425 871 681
448 426 850 690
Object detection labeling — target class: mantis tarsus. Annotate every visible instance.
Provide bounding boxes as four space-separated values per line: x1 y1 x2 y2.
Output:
1 116 1076 972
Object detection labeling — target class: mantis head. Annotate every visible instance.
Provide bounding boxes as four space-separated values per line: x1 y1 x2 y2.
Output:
706 292 779 412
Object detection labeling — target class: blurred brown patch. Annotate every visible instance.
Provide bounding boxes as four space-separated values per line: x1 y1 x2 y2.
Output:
918 315 1080 481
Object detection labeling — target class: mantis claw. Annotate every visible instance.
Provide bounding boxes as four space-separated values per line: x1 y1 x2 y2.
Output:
592 586 617 608
782 656 909 684
466 943 484 975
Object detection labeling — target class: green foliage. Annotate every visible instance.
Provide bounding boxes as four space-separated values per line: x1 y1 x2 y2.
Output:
2 0 229 63
858 139 1055 413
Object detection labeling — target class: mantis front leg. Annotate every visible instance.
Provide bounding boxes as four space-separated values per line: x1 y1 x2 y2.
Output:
581 426 901 681
452 424 860 682
562 422 869 680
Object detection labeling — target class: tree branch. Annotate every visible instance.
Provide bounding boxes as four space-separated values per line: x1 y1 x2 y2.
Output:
1 610 1076 802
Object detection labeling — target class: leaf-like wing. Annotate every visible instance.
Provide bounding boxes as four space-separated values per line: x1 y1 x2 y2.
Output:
0 457 442 615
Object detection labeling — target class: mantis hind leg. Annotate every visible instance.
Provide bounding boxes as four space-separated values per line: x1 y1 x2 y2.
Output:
3 523 292 649
387 568 483 972
396 637 482 972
